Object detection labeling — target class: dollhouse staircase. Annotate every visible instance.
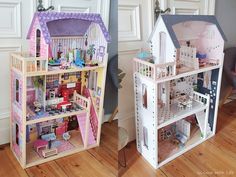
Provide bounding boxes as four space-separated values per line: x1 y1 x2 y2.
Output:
195 111 211 136
83 88 99 139
77 88 99 146
77 113 96 145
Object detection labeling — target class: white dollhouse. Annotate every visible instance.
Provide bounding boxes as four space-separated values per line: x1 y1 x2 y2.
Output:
10 12 109 168
133 15 226 168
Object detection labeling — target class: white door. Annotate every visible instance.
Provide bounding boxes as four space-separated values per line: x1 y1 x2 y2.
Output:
118 0 215 142
0 0 110 145
161 0 215 15
118 0 155 141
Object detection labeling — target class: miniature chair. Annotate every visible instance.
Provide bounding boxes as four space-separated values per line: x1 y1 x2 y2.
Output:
220 47 236 106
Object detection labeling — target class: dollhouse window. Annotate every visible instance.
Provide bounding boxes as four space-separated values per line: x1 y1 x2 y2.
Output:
142 84 147 109
143 126 148 149
36 29 41 57
159 32 166 63
88 71 98 91
16 79 19 103
16 123 19 145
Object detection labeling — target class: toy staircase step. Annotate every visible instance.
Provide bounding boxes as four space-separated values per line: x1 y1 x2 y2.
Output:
83 88 99 138
77 113 96 145
195 111 205 134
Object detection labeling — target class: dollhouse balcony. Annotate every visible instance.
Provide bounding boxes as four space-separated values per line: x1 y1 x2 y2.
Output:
11 52 107 76
157 91 210 129
133 58 221 83
11 52 48 75
133 58 176 80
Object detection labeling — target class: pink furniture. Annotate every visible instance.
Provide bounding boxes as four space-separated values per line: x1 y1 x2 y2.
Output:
56 122 68 135
33 139 48 152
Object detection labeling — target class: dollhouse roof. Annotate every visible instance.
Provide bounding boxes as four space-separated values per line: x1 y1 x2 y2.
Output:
27 12 111 44
149 15 227 48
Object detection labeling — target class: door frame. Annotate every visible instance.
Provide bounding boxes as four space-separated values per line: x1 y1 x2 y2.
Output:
159 0 215 15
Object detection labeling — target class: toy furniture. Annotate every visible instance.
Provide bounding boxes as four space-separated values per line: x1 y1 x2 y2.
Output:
33 139 48 152
133 15 226 168
10 12 110 168
42 148 58 158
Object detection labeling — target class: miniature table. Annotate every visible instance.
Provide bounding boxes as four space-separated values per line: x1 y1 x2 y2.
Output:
33 139 48 152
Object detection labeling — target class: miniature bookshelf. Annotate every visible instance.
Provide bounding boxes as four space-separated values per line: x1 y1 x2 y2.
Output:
133 15 226 169
10 12 110 168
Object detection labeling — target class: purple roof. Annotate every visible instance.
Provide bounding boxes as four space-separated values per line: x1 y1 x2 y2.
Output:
27 12 111 44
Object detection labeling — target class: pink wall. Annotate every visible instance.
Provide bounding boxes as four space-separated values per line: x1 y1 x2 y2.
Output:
29 17 48 58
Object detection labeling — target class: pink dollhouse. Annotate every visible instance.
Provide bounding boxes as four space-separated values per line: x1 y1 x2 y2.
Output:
133 15 226 168
10 12 109 168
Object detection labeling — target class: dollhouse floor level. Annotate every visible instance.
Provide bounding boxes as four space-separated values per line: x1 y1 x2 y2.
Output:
158 127 202 164
157 101 208 129
156 65 220 84
26 130 84 166
26 110 87 125
26 65 105 77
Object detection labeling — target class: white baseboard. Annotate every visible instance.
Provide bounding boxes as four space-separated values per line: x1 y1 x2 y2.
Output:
0 117 10 145
118 112 136 142
102 113 118 124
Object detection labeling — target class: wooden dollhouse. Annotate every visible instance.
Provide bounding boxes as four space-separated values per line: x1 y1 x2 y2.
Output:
10 12 110 168
133 15 226 168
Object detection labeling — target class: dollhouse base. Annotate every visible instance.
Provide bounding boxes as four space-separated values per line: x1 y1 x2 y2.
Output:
26 130 84 165
158 125 200 163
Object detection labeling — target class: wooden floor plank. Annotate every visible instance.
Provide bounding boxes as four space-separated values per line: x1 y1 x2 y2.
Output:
121 156 166 177
0 146 28 177
184 141 236 177
55 151 116 177
160 156 209 177
87 121 118 175
26 161 68 177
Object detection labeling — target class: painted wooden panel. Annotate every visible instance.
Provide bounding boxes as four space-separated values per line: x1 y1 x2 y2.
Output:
0 1 21 38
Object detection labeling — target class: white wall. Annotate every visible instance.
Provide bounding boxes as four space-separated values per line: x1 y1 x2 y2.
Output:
151 18 176 64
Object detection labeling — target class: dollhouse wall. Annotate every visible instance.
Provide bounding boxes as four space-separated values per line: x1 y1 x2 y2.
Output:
11 71 24 162
173 21 224 62
48 22 107 61
135 75 157 168
29 18 49 58
170 75 197 104
50 37 86 59
150 18 176 65
196 25 224 60
86 22 107 60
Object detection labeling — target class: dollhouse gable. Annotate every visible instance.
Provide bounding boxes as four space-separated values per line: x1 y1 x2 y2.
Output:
148 16 176 64
26 12 111 58
149 15 227 67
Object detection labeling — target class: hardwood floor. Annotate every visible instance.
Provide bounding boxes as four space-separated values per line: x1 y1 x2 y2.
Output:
0 121 118 177
119 101 236 177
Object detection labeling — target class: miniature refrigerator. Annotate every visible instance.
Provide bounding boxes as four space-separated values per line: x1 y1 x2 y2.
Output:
133 15 226 168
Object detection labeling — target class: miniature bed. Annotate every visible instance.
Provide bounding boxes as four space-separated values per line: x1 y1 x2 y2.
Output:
133 15 226 169
10 12 110 168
